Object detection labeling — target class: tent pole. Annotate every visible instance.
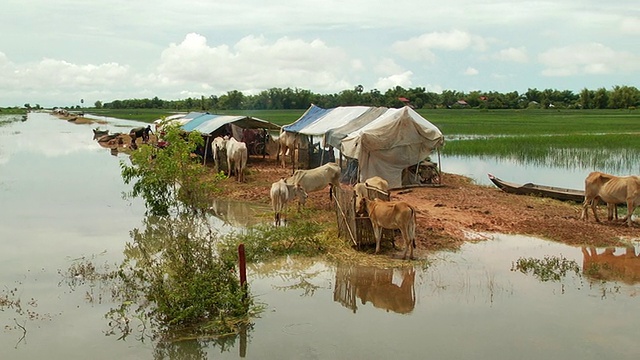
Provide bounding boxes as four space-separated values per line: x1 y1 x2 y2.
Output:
437 148 442 184
203 134 210 166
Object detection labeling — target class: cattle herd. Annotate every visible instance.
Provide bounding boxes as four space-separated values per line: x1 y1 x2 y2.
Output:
268 168 640 261
154 127 639 261
268 160 418 260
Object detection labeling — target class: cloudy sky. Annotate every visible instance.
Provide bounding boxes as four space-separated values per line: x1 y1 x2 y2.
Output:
1 0 638 108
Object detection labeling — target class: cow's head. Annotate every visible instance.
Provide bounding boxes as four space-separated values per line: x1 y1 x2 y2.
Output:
294 184 308 206
356 197 369 216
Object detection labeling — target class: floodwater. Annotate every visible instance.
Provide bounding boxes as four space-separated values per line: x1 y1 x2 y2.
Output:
1 112 640 359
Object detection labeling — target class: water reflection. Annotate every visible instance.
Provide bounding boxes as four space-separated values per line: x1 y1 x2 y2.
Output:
582 246 640 285
333 265 416 314
208 198 270 228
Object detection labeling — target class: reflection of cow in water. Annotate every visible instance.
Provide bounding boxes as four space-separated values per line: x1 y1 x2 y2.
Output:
582 246 640 285
333 265 416 314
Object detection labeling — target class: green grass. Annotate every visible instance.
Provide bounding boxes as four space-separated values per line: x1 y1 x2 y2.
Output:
417 108 640 135
86 108 640 134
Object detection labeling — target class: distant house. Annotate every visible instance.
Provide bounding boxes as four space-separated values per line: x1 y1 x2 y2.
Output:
456 100 469 106
398 97 414 108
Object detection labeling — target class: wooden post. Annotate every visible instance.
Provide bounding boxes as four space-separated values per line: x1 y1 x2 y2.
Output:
238 243 247 297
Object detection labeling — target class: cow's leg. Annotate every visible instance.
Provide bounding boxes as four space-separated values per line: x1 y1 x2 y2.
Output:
373 225 382 254
590 198 601 222
625 200 635 227
400 230 410 260
580 198 588 221
607 203 616 221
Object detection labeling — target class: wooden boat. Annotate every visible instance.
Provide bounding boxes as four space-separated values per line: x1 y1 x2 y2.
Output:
487 173 585 203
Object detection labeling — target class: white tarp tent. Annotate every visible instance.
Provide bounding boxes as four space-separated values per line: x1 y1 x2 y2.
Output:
341 106 444 188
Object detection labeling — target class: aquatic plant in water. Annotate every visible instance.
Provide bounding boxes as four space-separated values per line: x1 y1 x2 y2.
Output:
511 255 581 282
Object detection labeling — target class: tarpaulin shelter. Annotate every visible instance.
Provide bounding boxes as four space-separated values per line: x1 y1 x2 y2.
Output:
179 112 281 165
284 105 372 137
283 105 444 188
182 114 280 134
341 106 443 188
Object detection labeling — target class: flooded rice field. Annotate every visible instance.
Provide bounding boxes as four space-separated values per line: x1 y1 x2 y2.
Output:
1 112 639 359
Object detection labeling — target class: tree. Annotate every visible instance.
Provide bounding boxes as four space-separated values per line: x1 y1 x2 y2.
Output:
121 124 221 215
94 100 103 108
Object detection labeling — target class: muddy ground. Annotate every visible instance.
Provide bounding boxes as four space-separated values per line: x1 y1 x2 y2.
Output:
216 155 639 256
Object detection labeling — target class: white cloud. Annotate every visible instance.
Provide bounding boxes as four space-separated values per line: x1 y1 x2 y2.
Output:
155 33 353 94
464 67 479 76
539 43 640 76
374 58 406 75
392 30 484 62
493 47 528 63
620 17 640 33
373 71 413 91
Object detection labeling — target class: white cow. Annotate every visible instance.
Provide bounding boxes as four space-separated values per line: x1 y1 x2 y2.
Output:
365 176 389 193
270 178 308 226
277 130 299 169
211 136 227 173
226 137 248 182
354 176 390 214
285 162 341 206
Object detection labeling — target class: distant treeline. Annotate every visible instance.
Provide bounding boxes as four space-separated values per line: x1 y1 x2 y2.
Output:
97 85 639 111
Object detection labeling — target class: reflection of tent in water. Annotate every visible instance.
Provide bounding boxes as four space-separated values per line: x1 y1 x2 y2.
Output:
333 265 415 314
582 246 640 285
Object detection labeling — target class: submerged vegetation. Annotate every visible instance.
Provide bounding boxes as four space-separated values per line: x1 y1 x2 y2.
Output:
511 255 581 282
87 122 343 343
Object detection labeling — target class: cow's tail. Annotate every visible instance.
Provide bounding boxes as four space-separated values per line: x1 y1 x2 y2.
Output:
410 206 417 249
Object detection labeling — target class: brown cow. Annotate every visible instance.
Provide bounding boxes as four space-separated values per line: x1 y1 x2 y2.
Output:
358 197 417 260
581 171 640 226
581 171 617 222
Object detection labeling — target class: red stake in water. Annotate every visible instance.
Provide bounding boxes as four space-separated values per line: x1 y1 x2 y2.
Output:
238 243 247 291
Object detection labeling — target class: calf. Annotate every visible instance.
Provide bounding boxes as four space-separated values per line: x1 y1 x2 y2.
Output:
285 162 341 206
270 178 307 226
358 197 417 260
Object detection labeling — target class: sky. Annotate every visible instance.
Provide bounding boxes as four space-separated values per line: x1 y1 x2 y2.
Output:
1 0 639 108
